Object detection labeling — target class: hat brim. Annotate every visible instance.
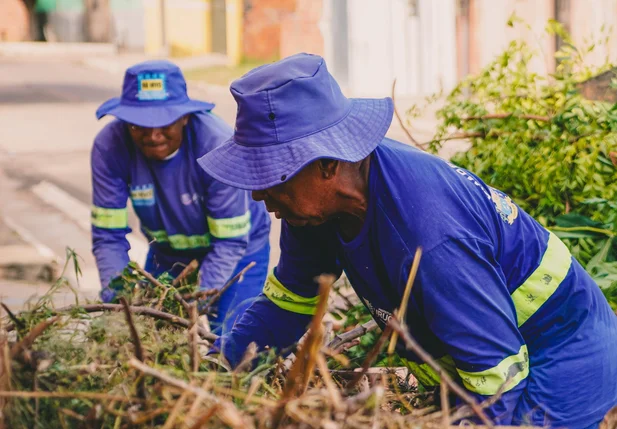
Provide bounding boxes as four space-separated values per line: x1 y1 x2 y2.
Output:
197 97 394 191
96 98 215 127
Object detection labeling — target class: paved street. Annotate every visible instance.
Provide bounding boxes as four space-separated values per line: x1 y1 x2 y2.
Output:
0 53 455 309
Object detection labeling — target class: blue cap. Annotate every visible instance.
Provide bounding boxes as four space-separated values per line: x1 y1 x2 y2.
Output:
197 53 393 190
96 60 215 127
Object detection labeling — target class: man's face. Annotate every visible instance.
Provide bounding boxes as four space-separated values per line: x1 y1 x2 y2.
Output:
127 115 188 161
251 161 337 227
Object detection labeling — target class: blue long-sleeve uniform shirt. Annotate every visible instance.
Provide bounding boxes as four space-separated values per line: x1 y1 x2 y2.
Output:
91 112 270 291
217 138 617 428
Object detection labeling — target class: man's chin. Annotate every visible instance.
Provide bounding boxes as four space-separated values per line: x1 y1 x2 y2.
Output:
285 218 309 227
285 217 326 227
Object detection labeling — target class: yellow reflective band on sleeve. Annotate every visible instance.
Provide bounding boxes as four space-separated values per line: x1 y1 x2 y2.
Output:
207 211 251 239
402 355 458 388
91 206 128 229
457 345 529 396
144 228 211 250
262 272 319 315
511 231 572 327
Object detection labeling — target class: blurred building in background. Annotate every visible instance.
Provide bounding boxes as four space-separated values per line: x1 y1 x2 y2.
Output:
2 0 617 96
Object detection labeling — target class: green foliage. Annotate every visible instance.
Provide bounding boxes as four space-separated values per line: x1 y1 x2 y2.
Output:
414 20 617 307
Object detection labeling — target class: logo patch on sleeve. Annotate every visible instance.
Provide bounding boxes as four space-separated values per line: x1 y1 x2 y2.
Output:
490 188 519 225
137 73 168 101
130 184 156 207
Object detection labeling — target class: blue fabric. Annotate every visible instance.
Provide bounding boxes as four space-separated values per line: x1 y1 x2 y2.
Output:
210 241 270 335
217 138 617 428
96 60 215 127
91 112 271 291
197 53 394 190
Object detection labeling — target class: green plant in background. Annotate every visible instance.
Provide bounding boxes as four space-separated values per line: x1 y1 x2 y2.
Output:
410 18 617 308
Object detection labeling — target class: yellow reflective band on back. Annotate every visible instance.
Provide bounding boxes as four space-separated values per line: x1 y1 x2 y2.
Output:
144 228 211 250
511 231 572 327
456 345 529 396
402 355 458 388
207 211 251 239
263 272 319 315
91 206 128 229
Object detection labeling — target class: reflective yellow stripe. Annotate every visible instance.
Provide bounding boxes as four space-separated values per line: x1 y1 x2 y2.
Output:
457 345 529 395
144 228 211 250
91 206 128 229
402 355 458 387
207 211 251 239
263 272 319 315
511 231 572 327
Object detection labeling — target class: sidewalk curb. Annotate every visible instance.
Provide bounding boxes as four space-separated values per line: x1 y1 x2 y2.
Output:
0 42 117 57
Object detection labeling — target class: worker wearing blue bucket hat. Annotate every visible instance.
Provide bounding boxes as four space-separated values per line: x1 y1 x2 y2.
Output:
198 53 617 427
91 60 271 335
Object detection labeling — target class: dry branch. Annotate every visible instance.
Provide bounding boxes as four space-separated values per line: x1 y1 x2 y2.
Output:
172 259 199 287
392 79 424 150
200 261 256 314
120 297 146 399
129 358 250 429
388 317 493 426
10 316 59 360
326 320 378 353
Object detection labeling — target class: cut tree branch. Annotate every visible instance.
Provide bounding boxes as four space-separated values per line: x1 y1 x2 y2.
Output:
120 297 146 399
5 304 218 342
392 79 424 150
199 261 256 315
326 320 378 353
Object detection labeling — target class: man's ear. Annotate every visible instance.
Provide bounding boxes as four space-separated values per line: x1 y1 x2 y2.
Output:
318 159 339 179
181 115 190 126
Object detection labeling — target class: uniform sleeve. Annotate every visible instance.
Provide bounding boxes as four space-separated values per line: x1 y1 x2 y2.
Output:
214 221 342 368
199 178 252 290
414 238 528 424
91 137 132 292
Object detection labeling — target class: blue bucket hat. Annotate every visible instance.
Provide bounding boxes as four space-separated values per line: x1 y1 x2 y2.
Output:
96 60 214 127
197 53 394 190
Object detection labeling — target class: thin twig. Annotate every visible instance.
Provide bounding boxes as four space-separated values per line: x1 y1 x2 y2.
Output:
172 259 199 287
272 275 334 427
135 264 191 314
188 405 219 429
440 381 450 428
388 247 422 354
345 325 392 391
388 317 493 427
10 316 59 359
57 304 218 341
392 79 424 150
119 297 146 400
0 304 24 330
326 320 378 353
128 358 250 429
200 261 256 314
188 303 200 373
0 391 143 402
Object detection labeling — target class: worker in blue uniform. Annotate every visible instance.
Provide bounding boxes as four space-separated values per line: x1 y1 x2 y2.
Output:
197 53 617 428
91 60 271 334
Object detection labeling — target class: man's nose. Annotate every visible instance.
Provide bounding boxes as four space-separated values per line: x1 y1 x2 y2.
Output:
144 128 165 143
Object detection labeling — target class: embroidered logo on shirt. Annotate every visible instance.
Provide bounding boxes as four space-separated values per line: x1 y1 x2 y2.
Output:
130 184 155 207
137 73 168 101
490 188 518 225
181 192 200 206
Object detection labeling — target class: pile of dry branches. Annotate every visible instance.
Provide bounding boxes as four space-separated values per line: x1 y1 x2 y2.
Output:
0 256 527 428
